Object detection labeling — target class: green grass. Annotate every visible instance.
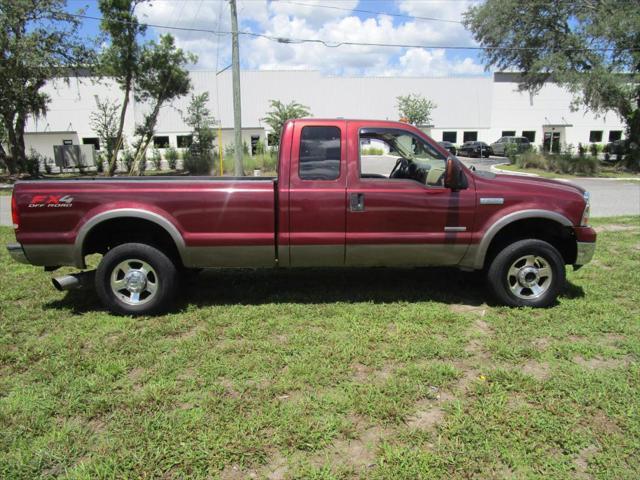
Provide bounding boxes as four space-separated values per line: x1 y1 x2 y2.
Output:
0 189 12 196
1 217 639 479
496 163 640 179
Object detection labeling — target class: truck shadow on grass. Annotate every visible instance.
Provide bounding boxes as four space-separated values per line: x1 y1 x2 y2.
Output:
47 267 585 314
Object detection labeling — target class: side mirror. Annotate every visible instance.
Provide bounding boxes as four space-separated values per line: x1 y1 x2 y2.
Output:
444 157 468 191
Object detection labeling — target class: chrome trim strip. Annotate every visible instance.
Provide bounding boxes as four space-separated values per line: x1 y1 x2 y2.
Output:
480 197 504 205
460 209 574 270
183 245 275 268
347 244 468 267
7 243 29 264
575 242 595 266
444 226 467 232
21 244 75 267
75 208 187 268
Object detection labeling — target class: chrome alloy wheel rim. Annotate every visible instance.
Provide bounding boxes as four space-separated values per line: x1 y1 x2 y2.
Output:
507 255 553 300
110 259 158 306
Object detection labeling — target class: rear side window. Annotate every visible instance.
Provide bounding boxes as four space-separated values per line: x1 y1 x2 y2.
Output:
299 126 341 180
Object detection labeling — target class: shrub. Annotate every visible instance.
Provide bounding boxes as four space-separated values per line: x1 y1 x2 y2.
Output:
165 147 179 170
150 148 162 170
515 151 547 170
578 143 586 157
573 155 599 175
504 142 518 163
121 149 134 172
184 150 212 175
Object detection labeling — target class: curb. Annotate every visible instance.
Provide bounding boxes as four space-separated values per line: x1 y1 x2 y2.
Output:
490 164 640 182
490 163 539 177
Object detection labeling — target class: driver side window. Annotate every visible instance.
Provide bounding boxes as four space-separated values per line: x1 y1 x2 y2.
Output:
359 128 447 187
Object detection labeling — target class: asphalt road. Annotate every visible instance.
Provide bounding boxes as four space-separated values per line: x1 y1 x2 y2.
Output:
0 166 638 228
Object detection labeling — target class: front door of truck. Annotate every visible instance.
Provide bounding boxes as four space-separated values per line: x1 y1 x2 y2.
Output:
345 123 475 267
288 120 347 266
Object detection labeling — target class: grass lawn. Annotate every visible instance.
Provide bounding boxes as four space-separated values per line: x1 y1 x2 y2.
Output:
0 189 12 196
1 217 639 479
496 163 640 180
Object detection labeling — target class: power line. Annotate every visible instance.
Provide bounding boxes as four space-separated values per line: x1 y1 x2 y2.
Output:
55 12 638 53
277 1 463 24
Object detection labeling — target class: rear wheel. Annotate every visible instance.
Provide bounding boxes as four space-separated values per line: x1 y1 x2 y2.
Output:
487 239 565 308
96 243 178 315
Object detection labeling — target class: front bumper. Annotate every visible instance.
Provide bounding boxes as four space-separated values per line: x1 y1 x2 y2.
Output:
7 243 29 264
575 242 596 266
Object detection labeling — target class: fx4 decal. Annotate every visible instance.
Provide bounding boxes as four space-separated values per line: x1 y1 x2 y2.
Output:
28 195 75 208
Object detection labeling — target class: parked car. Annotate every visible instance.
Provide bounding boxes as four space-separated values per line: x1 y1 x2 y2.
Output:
437 141 457 155
491 136 531 156
7 119 595 314
457 141 493 158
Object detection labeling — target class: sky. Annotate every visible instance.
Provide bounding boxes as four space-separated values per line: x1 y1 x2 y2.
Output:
67 0 489 77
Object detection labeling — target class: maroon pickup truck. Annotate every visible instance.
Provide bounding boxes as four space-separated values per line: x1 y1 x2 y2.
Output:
7 119 596 315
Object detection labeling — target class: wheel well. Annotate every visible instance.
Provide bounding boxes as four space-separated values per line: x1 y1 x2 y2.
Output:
484 218 577 267
82 217 183 266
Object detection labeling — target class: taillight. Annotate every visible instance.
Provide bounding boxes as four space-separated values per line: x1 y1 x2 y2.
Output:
11 193 19 229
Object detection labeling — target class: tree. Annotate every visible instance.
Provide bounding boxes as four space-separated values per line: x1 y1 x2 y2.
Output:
98 0 147 176
463 0 640 169
182 92 216 174
263 100 310 147
396 94 436 126
89 97 120 171
0 0 93 174
129 34 195 175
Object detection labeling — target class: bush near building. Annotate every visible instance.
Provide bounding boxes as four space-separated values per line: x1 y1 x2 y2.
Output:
513 150 599 176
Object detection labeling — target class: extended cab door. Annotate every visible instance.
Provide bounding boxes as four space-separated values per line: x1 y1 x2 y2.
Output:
288 120 347 266
345 121 476 267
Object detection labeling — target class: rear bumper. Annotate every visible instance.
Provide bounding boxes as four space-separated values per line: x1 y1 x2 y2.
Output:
7 243 29 264
575 241 596 266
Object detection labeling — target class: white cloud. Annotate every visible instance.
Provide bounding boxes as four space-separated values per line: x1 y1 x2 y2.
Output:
135 0 486 77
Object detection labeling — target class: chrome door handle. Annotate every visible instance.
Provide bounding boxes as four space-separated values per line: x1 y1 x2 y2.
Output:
350 193 365 212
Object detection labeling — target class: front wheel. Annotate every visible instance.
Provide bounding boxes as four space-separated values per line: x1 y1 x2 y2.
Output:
487 239 565 308
96 243 178 315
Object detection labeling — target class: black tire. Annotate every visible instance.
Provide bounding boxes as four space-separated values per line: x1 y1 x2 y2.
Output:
486 239 565 308
96 243 178 315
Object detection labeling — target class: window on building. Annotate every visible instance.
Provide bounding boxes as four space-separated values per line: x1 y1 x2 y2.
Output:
176 135 192 148
463 131 478 142
501 130 516 137
153 136 170 148
299 126 341 181
522 131 536 142
589 131 603 143
608 130 622 142
62 139 73 145
442 131 457 143
82 137 100 151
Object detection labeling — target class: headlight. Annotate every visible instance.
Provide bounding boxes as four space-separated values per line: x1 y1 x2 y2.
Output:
581 191 590 226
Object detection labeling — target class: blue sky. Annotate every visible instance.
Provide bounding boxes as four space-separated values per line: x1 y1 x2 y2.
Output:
66 0 488 77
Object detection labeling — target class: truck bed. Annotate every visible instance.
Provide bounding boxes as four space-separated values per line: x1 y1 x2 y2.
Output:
13 177 278 268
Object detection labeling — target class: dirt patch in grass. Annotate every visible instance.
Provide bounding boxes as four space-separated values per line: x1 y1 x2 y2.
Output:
533 337 551 350
521 360 551 381
594 224 638 233
406 399 446 432
450 304 488 317
351 361 396 383
573 444 599 479
171 326 199 340
573 356 631 369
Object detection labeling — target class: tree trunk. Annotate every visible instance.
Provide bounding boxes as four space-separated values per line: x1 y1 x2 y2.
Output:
130 100 162 176
4 117 25 175
107 81 132 176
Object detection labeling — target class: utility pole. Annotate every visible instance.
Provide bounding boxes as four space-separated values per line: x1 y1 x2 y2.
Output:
229 0 243 176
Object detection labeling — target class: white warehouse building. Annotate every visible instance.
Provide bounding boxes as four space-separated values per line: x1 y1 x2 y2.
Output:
24 70 625 163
